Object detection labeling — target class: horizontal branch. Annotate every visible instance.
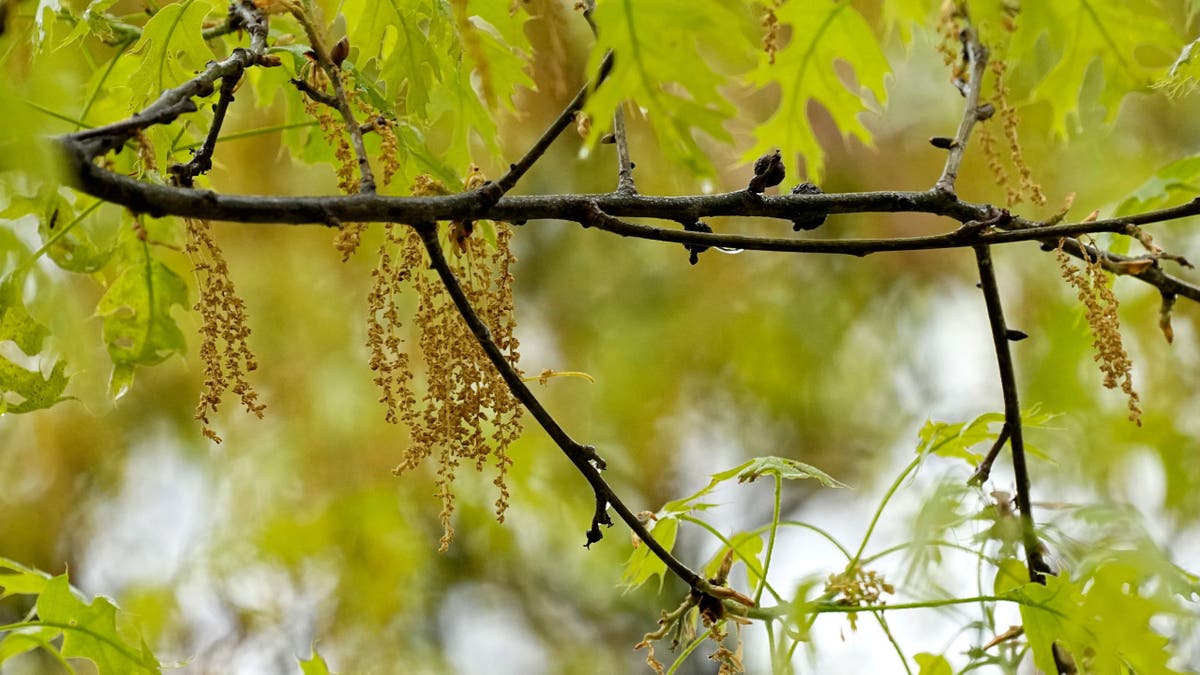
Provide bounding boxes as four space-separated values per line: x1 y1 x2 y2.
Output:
53 144 1200 302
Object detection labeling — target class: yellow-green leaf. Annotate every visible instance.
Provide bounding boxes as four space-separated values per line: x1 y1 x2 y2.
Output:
35 575 161 674
584 0 756 176
746 1 890 182
125 0 217 108
1004 1 1181 138
95 257 187 398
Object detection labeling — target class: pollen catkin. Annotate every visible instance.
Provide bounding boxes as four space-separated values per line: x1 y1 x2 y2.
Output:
992 60 1046 207
185 218 266 443
1055 239 1143 425
369 174 523 550
761 3 781 66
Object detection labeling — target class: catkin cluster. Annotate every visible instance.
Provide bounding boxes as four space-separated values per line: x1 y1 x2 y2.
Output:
1055 240 1143 425
825 566 895 630
367 174 523 551
185 218 266 443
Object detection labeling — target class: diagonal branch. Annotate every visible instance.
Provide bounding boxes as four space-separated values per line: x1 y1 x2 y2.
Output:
285 6 375 193
491 50 616 198
413 222 704 591
68 0 269 159
168 73 240 187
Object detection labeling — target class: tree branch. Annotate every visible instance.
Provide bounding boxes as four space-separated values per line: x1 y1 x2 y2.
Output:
52 143 1200 301
492 50 615 197
935 25 990 195
413 222 704 591
168 73 239 186
612 104 637 195
283 5 374 193
974 245 1048 584
67 0 269 158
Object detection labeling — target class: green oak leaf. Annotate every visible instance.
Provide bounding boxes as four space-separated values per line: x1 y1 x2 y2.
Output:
35 575 160 674
914 652 953 675
95 257 187 399
0 272 71 414
585 0 756 176
125 0 217 108
1003 0 1181 138
299 645 334 675
1114 155 1200 216
621 516 678 591
746 1 890 182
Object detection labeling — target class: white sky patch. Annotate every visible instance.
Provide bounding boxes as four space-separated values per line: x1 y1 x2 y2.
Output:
78 440 212 594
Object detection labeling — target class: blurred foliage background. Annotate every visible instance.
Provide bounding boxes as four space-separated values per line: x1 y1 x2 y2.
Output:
2 0 1199 672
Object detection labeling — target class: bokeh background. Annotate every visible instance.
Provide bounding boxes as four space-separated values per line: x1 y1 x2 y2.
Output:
2 0 1199 672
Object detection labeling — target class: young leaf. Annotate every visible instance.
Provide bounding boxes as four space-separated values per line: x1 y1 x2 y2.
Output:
746 1 890 182
913 652 953 675
0 556 51 599
35 575 161 674
0 272 71 414
1004 562 1186 675
703 531 764 586
1006 1 1181 137
299 645 333 675
124 0 217 107
584 0 756 176
1114 155 1200 216
621 517 678 591
661 456 845 516
94 257 187 398
340 0 449 119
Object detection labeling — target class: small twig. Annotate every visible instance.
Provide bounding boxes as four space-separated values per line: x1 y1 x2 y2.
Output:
413 222 704 591
286 5 375 193
935 26 989 195
168 73 240 186
492 50 616 198
613 104 637 195
974 245 1048 584
290 77 339 109
67 0 269 158
968 422 1010 486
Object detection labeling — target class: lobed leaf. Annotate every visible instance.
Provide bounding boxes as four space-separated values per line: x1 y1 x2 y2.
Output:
1001 0 1182 138
1114 155 1200 216
35 575 161 674
662 455 845 517
584 0 756 176
621 517 678 591
124 0 218 108
746 1 890 182
298 645 333 675
94 256 188 399
0 272 71 414
1003 561 1187 674
914 652 953 675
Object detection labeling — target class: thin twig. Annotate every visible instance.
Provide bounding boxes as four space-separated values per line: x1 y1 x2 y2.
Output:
169 74 239 186
968 422 1010 486
290 77 339 109
935 26 989 195
492 50 616 197
286 5 375 193
69 0 269 157
974 245 1047 584
613 104 637 195
413 222 704 592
